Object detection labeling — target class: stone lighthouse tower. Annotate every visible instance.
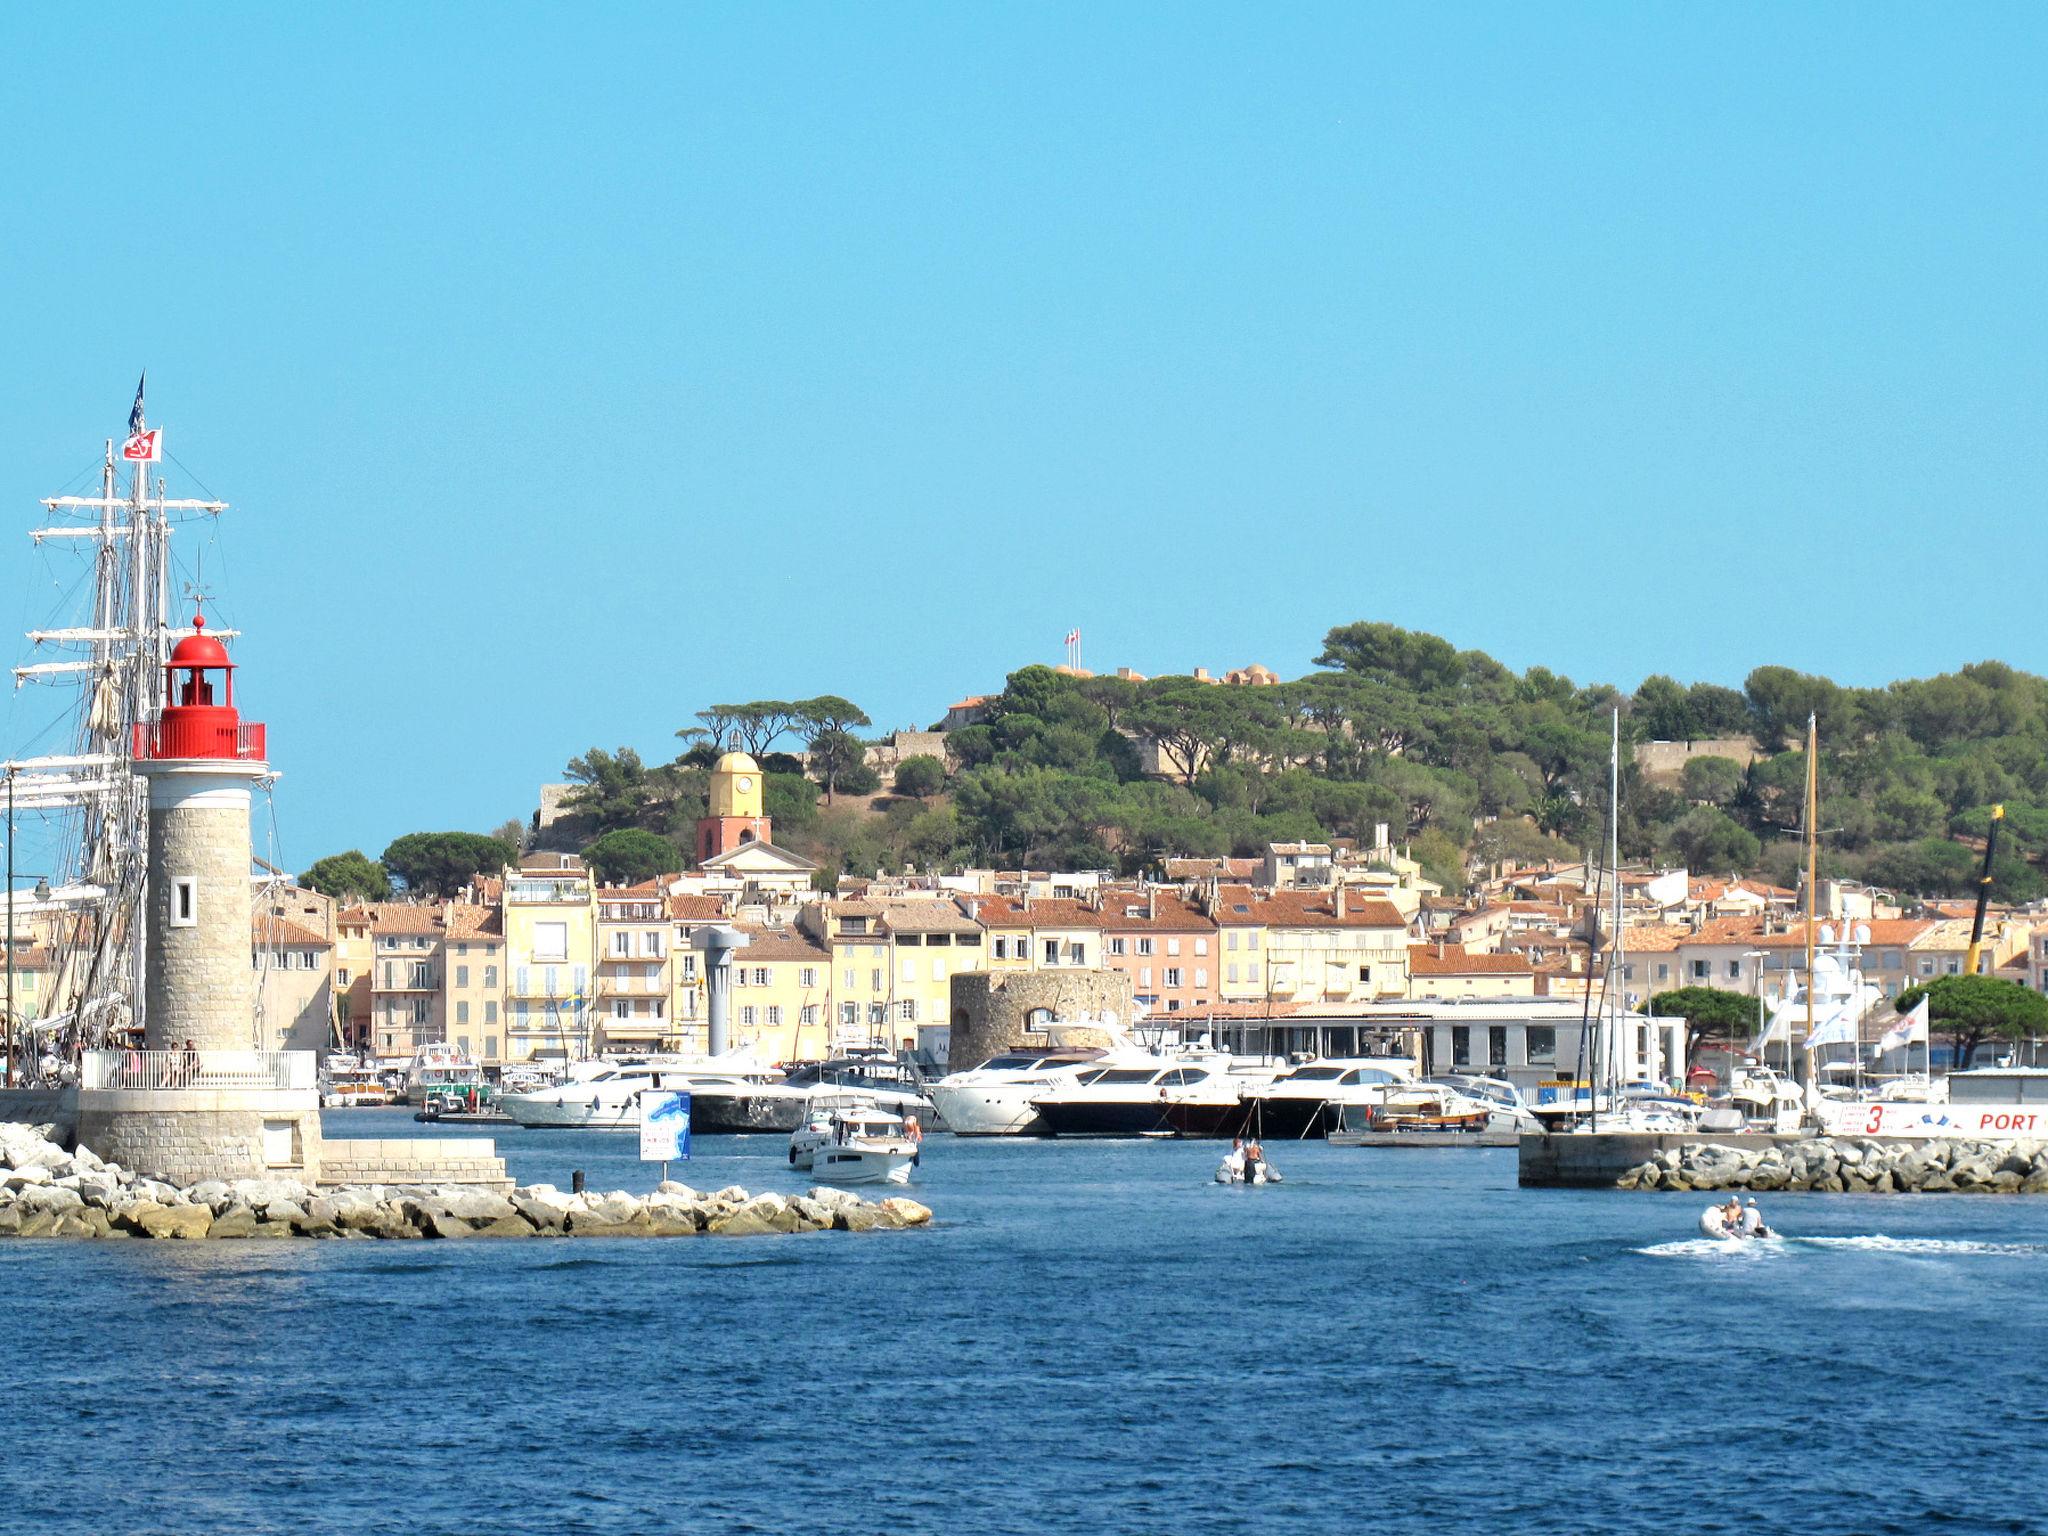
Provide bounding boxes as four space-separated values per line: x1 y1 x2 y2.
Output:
74 615 324 1184
140 616 264 1053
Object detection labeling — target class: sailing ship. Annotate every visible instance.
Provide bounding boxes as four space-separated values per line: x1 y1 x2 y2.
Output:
3 380 278 1082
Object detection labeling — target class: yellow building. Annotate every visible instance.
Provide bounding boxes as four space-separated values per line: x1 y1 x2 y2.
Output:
800 898 985 1051
444 903 506 1064
727 924 833 1063
1209 885 1411 1006
502 853 597 1062
595 881 673 1053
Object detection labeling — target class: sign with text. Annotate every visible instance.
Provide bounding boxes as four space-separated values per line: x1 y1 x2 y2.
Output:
1815 1100 2047 1140
639 1090 691 1162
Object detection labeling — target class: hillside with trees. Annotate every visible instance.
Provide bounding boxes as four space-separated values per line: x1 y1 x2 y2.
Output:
301 622 2048 901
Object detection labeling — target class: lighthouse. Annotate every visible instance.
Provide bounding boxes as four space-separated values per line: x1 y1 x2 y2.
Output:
75 615 326 1184
139 616 266 1052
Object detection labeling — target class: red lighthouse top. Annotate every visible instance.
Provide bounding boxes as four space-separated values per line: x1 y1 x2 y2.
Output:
133 613 267 762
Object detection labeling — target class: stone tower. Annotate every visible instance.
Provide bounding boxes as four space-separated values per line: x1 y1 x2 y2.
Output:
74 616 324 1183
696 750 772 863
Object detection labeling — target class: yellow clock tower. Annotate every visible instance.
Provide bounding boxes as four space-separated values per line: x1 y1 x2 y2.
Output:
698 750 773 862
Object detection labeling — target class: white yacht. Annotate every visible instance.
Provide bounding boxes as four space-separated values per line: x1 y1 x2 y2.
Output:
1032 1061 1259 1138
929 1047 1123 1136
1241 1057 1417 1139
789 1100 920 1185
1424 1074 1544 1133
499 1059 775 1130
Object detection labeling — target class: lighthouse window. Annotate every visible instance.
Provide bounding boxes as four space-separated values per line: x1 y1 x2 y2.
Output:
170 877 198 928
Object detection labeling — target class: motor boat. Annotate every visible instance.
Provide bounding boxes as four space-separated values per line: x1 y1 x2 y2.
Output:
1215 1143 1283 1184
1354 1081 1495 1135
1241 1057 1417 1139
929 1047 1123 1136
691 1055 936 1134
1424 1074 1544 1133
1031 1061 1255 1138
499 1060 774 1130
401 1043 483 1105
789 1099 919 1185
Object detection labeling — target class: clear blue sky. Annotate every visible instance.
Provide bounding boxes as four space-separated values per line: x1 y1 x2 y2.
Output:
4 4 2045 869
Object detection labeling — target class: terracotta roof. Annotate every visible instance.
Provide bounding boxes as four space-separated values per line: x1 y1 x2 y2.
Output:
1162 857 1261 880
825 898 983 934
253 914 330 949
1170 1001 1307 1020
1618 924 1688 953
444 904 503 941
1236 888 1409 930
957 894 1101 930
1683 916 1770 947
1407 944 1533 977
2 945 55 970
670 894 727 921
729 925 831 962
361 903 445 937
1094 891 1217 932
1749 919 1934 950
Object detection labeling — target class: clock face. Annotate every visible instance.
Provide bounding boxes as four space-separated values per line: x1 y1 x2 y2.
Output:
735 775 754 793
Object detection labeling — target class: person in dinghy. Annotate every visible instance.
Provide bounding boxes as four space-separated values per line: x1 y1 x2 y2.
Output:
1698 1197 1774 1240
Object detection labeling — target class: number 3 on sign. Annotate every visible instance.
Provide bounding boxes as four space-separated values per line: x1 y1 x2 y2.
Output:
1865 1104 1885 1135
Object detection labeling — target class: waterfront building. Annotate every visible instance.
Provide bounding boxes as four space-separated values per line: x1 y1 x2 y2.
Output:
1096 887 1219 1014
1208 885 1412 1008
253 913 333 1053
724 923 833 1060
364 903 447 1059
443 902 505 1064
502 852 596 1063
594 881 671 1053
1405 942 1537 1001
799 897 984 1047
334 905 373 1052
667 892 727 1050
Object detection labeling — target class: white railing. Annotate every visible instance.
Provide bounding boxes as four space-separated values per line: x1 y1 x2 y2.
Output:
81 1049 316 1092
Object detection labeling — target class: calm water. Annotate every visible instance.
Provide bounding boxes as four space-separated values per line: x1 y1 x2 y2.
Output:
4 1109 2046 1536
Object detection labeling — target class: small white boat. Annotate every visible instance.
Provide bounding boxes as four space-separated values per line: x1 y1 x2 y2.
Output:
789 1100 920 1185
1215 1146 1283 1185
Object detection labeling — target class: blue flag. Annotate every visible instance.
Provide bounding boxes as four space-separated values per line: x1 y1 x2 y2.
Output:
128 372 146 436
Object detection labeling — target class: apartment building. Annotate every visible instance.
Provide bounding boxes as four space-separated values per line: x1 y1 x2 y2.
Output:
502 854 596 1062
727 924 833 1061
1097 888 1219 1014
1406 942 1537 1001
444 903 505 1063
1207 885 1412 1007
253 913 334 1052
594 882 671 1052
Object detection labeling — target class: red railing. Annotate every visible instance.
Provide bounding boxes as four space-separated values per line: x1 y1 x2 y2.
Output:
132 717 267 762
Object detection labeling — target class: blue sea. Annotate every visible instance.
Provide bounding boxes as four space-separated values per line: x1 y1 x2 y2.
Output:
4 1110 2045 1536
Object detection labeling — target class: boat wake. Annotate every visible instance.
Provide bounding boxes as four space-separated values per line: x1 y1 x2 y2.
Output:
1637 1235 2045 1259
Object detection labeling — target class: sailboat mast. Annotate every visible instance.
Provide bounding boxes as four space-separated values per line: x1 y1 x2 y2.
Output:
1802 712 1818 1077
1610 709 1623 1095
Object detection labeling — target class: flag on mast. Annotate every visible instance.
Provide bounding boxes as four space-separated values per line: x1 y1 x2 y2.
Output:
1877 996 1930 1056
120 372 162 462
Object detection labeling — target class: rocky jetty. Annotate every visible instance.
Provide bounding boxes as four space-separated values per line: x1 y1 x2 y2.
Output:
1617 1136 2048 1195
0 1123 931 1239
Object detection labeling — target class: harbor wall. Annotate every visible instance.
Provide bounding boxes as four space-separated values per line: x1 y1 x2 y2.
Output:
0 1086 76 1142
1520 1131 2048 1193
1521 1132 1808 1188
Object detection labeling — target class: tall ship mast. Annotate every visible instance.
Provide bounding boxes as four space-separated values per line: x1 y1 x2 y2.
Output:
4 379 237 1076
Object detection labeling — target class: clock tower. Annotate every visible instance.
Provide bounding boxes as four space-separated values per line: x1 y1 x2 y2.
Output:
697 750 773 862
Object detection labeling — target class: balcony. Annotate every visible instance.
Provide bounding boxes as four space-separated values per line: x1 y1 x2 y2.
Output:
132 718 266 761
81 1049 313 1092
596 976 668 997
375 973 441 993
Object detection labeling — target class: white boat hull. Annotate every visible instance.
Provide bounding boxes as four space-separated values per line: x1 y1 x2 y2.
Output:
499 1094 643 1129
928 1081 1050 1136
804 1146 914 1185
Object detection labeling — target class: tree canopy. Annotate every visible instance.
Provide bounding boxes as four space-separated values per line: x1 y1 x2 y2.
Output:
1894 974 2048 1070
381 831 517 898
299 849 391 902
581 827 680 885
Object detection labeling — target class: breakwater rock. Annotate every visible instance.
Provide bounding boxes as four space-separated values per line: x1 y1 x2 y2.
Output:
1617 1136 2048 1195
0 1122 931 1239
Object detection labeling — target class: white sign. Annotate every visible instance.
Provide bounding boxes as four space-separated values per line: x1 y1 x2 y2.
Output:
1816 1100 2048 1140
120 428 163 463
639 1090 691 1161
